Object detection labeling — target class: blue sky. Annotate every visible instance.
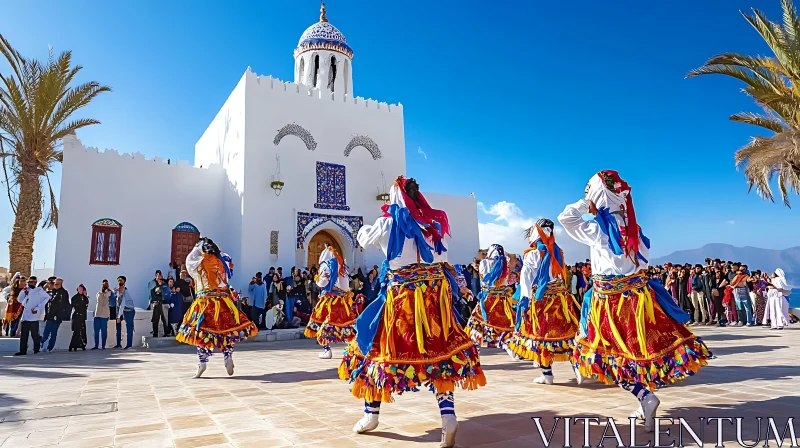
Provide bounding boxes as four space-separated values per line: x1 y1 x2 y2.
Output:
1 0 799 269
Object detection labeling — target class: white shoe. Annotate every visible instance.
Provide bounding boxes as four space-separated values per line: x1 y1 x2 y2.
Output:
533 375 554 385
641 394 660 432
440 415 458 448
225 357 234 376
193 363 207 378
318 349 332 359
630 404 644 420
353 413 379 434
573 367 584 386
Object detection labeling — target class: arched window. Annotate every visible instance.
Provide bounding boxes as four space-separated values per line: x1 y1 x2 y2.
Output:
328 56 337 92
90 219 122 265
171 222 200 268
298 57 305 84
312 54 320 88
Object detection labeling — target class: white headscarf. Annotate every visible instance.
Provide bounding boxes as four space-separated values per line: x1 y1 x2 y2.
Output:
772 268 789 291
587 174 628 212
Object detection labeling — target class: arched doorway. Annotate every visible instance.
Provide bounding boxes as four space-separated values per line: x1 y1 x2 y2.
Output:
171 222 200 269
307 229 343 270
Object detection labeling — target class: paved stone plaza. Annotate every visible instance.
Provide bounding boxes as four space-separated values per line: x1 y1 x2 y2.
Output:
0 326 797 447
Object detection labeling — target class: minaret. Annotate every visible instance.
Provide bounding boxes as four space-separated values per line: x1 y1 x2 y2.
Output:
294 2 354 96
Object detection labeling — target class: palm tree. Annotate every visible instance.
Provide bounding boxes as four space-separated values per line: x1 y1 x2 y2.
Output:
0 34 110 276
688 0 800 207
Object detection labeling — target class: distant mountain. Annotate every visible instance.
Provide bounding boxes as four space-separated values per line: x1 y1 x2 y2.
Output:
651 244 800 288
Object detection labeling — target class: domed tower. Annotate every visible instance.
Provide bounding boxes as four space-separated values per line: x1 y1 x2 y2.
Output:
294 2 353 96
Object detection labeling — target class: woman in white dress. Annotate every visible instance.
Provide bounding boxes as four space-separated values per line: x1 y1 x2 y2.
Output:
763 268 792 330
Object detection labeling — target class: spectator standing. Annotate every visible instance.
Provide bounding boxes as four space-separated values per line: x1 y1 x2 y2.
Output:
753 272 769 325
764 268 791 329
665 266 678 304
730 265 754 326
287 269 306 325
709 270 726 326
93 280 112 349
269 274 282 311
167 279 183 336
678 267 692 320
702 266 716 323
108 284 122 348
690 265 708 325
248 272 268 329
14 276 50 356
176 270 194 316
363 269 380 307
115 276 136 349
40 278 70 352
149 278 169 337
147 270 164 299
69 285 89 351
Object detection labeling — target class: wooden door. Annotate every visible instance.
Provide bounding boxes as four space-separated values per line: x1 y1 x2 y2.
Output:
171 230 200 268
307 230 343 270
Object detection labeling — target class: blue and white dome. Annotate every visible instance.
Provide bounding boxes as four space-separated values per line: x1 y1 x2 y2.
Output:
294 7 353 59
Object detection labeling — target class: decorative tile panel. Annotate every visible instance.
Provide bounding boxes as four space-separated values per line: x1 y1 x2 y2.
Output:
296 212 363 249
314 161 349 211
270 231 279 255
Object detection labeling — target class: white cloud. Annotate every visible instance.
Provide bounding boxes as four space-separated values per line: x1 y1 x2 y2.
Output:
477 201 590 262
417 146 427 159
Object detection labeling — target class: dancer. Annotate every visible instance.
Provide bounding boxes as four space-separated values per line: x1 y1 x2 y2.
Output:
304 244 358 359
465 244 517 351
763 268 791 330
507 219 582 385
340 176 485 448
177 238 257 378
558 170 711 432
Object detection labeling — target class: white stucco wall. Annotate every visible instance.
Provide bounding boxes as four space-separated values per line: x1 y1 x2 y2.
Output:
234 70 407 290
194 72 247 266
54 135 226 308
425 192 480 266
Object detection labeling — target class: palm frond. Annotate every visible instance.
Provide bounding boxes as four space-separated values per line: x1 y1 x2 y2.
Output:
729 112 788 132
735 130 800 206
41 170 58 228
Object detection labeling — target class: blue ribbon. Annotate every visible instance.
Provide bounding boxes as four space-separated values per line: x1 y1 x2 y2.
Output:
515 296 530 331
579 287 593 337
217 253 233 280
442 264 467 326
531 242 564 301
353 260 390 356
386 204 445 264
593 207 650 264
481 256 505 288
321 257 339 293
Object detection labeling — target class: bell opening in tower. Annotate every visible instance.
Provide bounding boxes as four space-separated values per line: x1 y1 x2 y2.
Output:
312 55 320 89
328 56 337 92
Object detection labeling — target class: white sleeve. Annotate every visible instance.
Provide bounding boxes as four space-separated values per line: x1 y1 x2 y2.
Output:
185 245 204 277
479 259 491 279
557 199 602 247
519 250 541 299
357 217 391 249
317 262 331 289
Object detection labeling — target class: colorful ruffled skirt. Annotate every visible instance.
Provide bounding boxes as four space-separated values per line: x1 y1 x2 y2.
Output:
177 289 257 350
339 263 486 403
506 282 579 365
574 271 710 391
465 286 516 348
304 289 357 346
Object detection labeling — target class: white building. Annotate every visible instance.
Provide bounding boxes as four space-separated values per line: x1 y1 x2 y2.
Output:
53 5 479 307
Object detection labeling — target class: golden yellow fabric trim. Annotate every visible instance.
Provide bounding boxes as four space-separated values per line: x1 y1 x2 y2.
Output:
414 286 432 354
439 282 451 342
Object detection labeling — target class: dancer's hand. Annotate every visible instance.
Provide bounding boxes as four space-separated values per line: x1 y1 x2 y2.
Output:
588 199 597 215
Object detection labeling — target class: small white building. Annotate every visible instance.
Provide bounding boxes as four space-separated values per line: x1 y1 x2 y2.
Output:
53 6 479 307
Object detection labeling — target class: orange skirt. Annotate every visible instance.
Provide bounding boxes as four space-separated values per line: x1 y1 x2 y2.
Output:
574 272 711 391
507 283 579 365
465 286 516 348
339 263 486 403
304 289 357 345
177 290 257 350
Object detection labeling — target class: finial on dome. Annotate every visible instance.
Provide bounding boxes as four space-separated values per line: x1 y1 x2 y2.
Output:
320 1 328 22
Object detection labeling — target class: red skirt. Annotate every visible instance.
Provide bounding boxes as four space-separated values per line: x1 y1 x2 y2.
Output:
507 283 579 365
177 289 257 350
339 264 486 403
304 289 357 345
465 286 516 348
574 272 710 391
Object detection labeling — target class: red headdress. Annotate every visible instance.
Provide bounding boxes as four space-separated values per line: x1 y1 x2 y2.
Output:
383 176 451 245
596 170 640 261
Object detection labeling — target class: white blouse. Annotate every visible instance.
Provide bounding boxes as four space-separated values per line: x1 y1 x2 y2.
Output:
557 198 650 277
317 258 350 291
357 215 449 270
479 258 510 288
